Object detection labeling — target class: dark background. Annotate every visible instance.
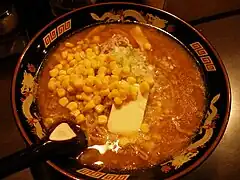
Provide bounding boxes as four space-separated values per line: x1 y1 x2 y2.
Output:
0 0 240 179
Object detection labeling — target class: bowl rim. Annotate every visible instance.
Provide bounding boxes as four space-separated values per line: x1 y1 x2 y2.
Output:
11 2 231 180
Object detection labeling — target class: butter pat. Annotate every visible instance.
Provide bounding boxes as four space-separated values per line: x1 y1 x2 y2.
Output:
107 85 148 135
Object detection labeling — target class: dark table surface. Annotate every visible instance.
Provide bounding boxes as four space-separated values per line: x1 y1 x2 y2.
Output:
1 1 240 180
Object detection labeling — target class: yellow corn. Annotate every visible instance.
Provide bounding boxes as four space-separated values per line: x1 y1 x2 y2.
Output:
70 109 80 117
141 123 150 133
99 88 110 97
58 97 69 107
114 97 122 105
84 100 95 111
127 77 136 84
67 53 74 61
48 80 57 91
95 104 105 113
93 95 101 105
66 101 78 111
55 64 63 70
59 70 67 75
56 88 66 97
98 66 107 75
83 85 93 93
76 114 85 123
72 78 84 89
49 68 59 77
61 50 68 59
69 59 77 67
65 42 75 48
140 81 150 94
97 115 108 125
66 67 75 75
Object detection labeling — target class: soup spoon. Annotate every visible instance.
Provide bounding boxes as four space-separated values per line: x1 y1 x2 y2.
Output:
0 122 88 179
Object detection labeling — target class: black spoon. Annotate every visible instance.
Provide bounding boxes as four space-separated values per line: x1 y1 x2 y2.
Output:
0 122 88 179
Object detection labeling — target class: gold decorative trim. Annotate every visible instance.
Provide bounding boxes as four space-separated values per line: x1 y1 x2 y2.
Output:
90 9 168 29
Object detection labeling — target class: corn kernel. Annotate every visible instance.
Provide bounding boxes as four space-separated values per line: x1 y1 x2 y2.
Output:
56 80 61 88
99 88 110 97
141 123 150 133
48 80 57 91
72 78 84 89
97 54 107 62
114 97 122 105
76 92 90 101
144 43 152 50
76 114 85 123
92 36 100 43
84 100 95 111
84 59 91 68
83 85 93 93
93 95 101 105
109 61 117 70
109 81 119 90
140 81 150 94
95 104 105 113
67 53 74 61
111 89 120 97
49 68 59 77
66 101 78 111
94 77 102 87
119 89 127 100
87 68 95 76
56 88 66 97
61 51 68 59
58 97 69 107
69 59 77 67
119 80 129 91
93 45 100 55
49 77 56 81
74 52 81 61
62 79 70 89
60 60 68 65
59 70 67 75
85 76 95 86
56 75 65 81
55 64 63 70
127 77 136 84
65 42 74 48
98 66 107 75
91 59 98 69
122 66 130 75
70 109 80 117
110 75 119 82
112 67 121 75
67 67 75 75
67 86 75 93
97 115 108 125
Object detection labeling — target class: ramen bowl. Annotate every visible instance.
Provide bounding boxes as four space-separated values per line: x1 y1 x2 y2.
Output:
12 2 231 180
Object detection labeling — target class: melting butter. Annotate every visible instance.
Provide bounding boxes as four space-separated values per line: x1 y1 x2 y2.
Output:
108 85 149 135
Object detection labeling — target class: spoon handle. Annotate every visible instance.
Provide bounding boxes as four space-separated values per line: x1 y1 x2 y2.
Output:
0 141 53 179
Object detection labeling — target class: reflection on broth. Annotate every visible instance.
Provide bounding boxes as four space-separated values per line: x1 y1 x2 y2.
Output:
38 24 206 171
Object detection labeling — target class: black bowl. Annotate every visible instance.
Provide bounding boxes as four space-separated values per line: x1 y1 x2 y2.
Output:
12 2 231 180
